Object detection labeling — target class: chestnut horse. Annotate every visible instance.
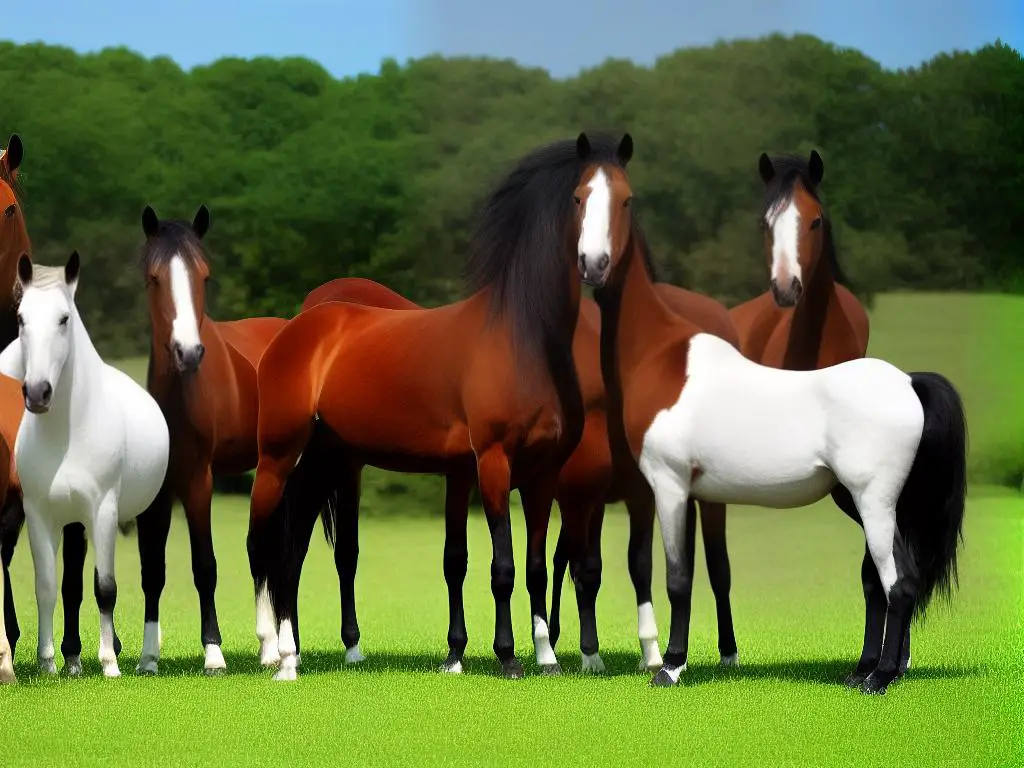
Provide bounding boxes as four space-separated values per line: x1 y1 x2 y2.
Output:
581 134 965 694
134 204 287 675
0 135 96 681
299 276 740 674
729 151 909 684
246 136 628 682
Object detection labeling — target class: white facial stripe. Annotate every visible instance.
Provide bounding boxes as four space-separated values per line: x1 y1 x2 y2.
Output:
169 254 201 349
767 198 801 283
578 168 612 261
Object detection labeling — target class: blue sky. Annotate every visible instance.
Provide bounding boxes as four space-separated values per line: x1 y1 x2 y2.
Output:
6 0 1022 79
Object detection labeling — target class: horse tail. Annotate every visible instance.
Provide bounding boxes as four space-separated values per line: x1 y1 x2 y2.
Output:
897 372 968 619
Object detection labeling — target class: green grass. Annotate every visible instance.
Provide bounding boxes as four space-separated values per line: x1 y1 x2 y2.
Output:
2 493 1022 766
1 291 1020 765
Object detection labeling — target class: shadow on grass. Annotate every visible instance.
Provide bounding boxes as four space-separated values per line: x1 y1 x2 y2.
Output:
6 647 988 688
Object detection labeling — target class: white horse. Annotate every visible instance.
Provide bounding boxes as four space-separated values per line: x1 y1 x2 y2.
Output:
0 252 169 678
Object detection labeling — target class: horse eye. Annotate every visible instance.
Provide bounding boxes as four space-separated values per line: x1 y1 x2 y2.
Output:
623 197 632 208
573 196 581 205
810 217 822 230
16 313 23 327
59 315 69 327
4 204 15 218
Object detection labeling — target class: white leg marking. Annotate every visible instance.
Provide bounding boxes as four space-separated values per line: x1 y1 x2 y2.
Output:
637 601 663 671
441 659 463 674
94 504 121 678
0 564 14 683
344 644 365 664
720 652 740 667
532 615 558 667
274 619 298 682
255 584 280 667
581 652 606 674
137 620 160 674
26 512 58 675
204 643 226 673
64 654 82 677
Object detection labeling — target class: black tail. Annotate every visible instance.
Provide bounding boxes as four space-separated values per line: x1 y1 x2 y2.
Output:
898 372 969 619
261 421 342 620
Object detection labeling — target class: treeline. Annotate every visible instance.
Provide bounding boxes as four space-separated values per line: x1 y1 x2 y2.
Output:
0 35 1021 358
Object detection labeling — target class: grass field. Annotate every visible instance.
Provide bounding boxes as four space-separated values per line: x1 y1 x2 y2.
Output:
2 292 1022 766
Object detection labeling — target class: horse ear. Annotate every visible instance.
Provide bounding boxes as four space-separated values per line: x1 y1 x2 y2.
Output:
192 205 210 239
617 133 633 166
142 205 159 238
65 250 80 289
758 153 775 184
4 134 23 176
17 253 32 287
576 132 591 160
809 150 824 185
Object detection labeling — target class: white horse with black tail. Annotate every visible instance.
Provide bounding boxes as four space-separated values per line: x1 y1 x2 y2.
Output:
0 252 169 677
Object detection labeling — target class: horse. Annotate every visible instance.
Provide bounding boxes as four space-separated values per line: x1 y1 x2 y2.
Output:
134 204 287 675
0 253 170 678
299 275 741 675
0 134 96 683
729 151 908 684
246 135 615 682
578 132 966 694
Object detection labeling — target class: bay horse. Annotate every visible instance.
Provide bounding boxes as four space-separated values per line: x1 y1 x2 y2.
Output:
581 133 966 694
247 136 611 682
729 151 909 684
135 204 287 674
0 134 96 682
299 276 740 675
0 253 170 678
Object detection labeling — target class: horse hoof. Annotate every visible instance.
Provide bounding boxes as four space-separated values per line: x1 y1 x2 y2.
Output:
720 653 740 668
136 658 159 676
540 663 562 677
272 666 297 682
649 667 681 687
440 659 463 674
259 650 281 669
581 653 606 674
102 662 122 679
0 655 15 684
64 655 83 677
344 644 366 665
501 658 524 680
39 657 57 676
204 666 226 677
204 645 227 675
860 670 894 695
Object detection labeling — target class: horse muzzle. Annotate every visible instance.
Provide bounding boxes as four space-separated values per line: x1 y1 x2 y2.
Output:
770 277 803 307
578 253 610 288
173 341 206 374
22 381 53 414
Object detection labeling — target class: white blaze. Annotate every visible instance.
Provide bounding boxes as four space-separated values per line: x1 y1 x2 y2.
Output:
169 254 201 350
577 168 612 271
767 198 802 285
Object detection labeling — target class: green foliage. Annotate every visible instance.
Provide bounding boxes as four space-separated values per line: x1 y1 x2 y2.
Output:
2 37 1020 358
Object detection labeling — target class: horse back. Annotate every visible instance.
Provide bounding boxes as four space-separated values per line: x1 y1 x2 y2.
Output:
214 316 289 371
302 277 421 313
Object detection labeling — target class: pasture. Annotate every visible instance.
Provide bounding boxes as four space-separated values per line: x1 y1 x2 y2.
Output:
1 291 1022 766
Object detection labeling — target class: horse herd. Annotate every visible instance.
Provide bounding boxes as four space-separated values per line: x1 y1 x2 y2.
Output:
0 132 966 695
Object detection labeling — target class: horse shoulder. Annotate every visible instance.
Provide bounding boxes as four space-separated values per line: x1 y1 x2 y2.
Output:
728 292 781 362
833 284 870 356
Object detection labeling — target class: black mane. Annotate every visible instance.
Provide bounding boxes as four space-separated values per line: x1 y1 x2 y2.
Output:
465 133 626 361
762 153 847 286
139 218 207 275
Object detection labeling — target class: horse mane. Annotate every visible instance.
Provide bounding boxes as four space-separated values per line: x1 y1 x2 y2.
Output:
26 264 69 290
634 220 661 284
138 218 208 275
465 133 626 364
761 153 847 286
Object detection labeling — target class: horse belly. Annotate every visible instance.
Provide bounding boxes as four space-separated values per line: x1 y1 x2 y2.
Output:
116 384 170 519
691 463 836 508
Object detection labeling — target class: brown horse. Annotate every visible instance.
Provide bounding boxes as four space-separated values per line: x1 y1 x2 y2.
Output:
298 276 740 675
582 136 965 693
729 151 909 684
0 134 95 681
134 204 287 675
247 136 623 682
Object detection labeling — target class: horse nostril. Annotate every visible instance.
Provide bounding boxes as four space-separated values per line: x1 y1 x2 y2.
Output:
597 254 609 271
42 383 52 402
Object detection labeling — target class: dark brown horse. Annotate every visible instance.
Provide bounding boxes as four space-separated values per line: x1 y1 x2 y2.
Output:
134 205 287 675
247 136 628 681
298 276 741 675
729 151 909 684
582 136 964 694
0 134 96 681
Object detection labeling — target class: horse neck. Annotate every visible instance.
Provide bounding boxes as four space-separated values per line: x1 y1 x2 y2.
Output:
782 252 839 370
0 233 29 348
41 309 104 433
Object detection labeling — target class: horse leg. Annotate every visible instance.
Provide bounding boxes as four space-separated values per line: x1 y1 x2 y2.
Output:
333 461 365 665
521 472 560 675
1 495 23 665
441 471 473 673
0 530 13 683
698 501 739 666
575 502 605 673
648 477 697 687
136 485 173 674
60 523 87 676
183 466 226 675
626 492 662 671
25 506 60 675
93 494 122 678
832 484 892 687
476 444 520 679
